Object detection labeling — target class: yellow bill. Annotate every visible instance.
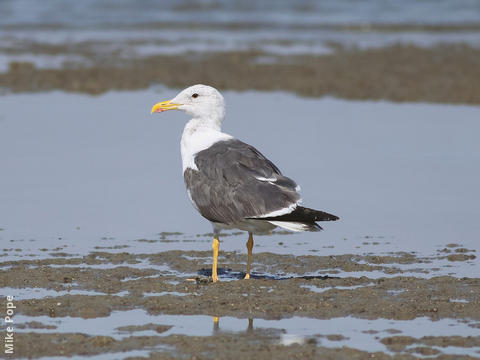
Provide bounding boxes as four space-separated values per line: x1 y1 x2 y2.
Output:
150 100 181 114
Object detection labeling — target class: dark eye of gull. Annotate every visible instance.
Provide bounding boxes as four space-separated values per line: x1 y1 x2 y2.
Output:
192 93 199 98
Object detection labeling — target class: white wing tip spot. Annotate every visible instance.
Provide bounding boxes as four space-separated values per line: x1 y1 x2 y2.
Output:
255 176 277 182
268 221 310 232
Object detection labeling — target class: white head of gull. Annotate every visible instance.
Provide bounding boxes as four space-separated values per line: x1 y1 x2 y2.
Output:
151 84 339 282
171 84 226 128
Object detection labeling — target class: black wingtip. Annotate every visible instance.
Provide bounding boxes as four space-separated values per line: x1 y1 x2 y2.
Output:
258 206 339 224
299 207 339 222
329 215 340 221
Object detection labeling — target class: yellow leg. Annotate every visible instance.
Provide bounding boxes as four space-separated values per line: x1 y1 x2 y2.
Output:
212 236 220 282
244 232 253 279
213 316 219 332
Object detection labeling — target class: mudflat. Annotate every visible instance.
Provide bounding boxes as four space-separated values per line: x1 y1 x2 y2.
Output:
2 44 480 104
2 243 479 359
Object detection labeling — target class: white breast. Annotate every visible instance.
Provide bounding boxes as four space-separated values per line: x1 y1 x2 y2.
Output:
180 126 232 172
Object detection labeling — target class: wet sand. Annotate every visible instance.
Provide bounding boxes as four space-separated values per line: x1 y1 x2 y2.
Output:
2 44 480 104
2 245 479 359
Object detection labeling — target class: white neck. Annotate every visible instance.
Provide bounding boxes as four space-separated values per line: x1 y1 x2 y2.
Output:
180 117 232 173
184 115 222 133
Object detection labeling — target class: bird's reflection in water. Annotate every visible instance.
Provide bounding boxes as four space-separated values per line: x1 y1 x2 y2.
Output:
213 316 254 333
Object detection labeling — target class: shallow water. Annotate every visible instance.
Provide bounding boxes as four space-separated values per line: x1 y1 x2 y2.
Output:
2 0 479 26
1 90 479 256
1 287 130 300
14 309 480 355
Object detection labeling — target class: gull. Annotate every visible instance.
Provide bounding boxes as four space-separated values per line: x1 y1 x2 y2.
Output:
151 85 338 282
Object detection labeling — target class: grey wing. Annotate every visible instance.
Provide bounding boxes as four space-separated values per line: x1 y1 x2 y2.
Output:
183 139 301 225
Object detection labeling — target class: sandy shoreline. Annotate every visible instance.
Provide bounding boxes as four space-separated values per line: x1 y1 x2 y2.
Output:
2 44 480 104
